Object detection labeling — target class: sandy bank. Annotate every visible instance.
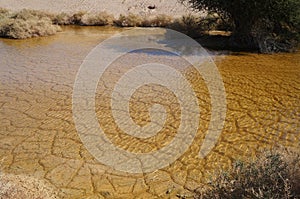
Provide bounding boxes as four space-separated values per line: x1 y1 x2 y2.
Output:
0 0 197 17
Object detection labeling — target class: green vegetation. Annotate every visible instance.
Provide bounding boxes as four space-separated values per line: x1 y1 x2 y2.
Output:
195 147 300 199
181 0 300 52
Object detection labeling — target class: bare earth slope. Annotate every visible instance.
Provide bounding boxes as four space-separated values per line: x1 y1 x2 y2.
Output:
0 0 195 17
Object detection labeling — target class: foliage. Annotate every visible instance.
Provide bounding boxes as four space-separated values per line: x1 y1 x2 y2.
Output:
182 0 300 52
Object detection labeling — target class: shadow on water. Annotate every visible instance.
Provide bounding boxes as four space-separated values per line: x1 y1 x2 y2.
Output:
194 34 260 53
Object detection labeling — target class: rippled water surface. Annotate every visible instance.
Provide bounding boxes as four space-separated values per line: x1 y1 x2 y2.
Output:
0 26 299 198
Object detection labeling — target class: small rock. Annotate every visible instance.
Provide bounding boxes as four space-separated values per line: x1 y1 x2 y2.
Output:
148 5 156 9
166 188 172 194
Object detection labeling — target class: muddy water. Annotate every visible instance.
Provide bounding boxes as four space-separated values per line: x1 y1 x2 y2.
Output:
0 26 299 198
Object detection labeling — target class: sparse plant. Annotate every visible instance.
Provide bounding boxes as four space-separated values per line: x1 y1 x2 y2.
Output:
194 146 300 199
52 12 72 25
142 14 173 27
168 14 202 36
70 11 86 25
0 173 60 199
80 12 114 26
0 9 61 39
181 14 200 30
11 9 53 20
0 7 9 18
169 14 200 32
114 13 143 27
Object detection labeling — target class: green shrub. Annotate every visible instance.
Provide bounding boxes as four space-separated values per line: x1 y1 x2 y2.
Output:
181 0 300 52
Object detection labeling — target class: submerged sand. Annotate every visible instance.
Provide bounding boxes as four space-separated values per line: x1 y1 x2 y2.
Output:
0 26 299 198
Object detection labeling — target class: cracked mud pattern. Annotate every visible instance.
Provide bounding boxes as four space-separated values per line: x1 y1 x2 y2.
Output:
0 27 300 198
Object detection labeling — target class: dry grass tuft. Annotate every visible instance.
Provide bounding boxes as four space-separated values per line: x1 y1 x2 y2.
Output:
52 11 114 26
79 12 114 26
52 12 72 25
0 8 233 39
0 7 9 18
181 14 201 31
11 9 54 20
69 11 86 25
0 9 61 39
142 14 173 27
114 13 143 27
0 18 61 39
113 13 177 28
194 146 300 199
167 14 204 37
0 173 59 199
114 13 173 27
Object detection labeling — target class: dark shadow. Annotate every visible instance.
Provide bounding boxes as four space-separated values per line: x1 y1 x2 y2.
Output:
192 33 259 53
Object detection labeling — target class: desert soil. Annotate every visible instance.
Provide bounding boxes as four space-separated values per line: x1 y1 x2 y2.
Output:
0 0 197 17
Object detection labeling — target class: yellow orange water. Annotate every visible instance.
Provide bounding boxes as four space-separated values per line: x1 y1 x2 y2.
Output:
0 26 299 198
